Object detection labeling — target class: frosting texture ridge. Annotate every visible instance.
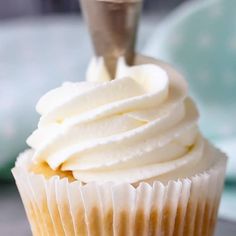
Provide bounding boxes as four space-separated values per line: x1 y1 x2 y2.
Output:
27 58 212 183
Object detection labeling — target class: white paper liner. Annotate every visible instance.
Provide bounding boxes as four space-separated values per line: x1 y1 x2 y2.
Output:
12 150 227 236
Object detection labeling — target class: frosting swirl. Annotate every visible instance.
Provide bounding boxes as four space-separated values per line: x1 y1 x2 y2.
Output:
27 57 212 183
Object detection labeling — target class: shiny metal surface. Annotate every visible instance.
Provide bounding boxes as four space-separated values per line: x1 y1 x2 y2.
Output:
80 0 142 77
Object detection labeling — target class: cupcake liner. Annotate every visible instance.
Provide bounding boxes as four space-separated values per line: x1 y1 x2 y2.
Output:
12 150 226 236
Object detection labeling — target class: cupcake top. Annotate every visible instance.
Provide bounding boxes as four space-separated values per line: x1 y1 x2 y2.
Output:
27 57 216 184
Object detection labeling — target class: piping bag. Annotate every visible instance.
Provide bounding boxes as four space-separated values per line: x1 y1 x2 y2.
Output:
80 0 143 78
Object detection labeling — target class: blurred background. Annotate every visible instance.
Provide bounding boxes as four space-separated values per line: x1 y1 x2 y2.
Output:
0 0 188 18
0 0 235 235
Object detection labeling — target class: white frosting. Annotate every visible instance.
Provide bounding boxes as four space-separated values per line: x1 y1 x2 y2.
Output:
27 57 213 183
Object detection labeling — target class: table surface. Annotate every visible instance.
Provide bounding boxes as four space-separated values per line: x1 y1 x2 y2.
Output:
0 184 236 236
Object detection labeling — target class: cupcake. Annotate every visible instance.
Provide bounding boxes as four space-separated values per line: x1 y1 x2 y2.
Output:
12 55 227 236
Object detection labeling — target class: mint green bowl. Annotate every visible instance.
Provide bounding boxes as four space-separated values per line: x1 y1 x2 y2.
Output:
144 0 236 179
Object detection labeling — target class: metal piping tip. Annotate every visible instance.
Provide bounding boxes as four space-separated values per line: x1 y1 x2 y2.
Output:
80 0 143 78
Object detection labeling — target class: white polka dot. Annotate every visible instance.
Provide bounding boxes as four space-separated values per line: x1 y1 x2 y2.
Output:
223 70 236 86
0 97 16 110
198 70 211 84
198 33 213 48
228 37 236 51
3 123 16 139
208 4 223 19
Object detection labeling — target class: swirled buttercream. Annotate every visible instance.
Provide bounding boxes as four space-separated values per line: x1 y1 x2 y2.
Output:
27 57 215 183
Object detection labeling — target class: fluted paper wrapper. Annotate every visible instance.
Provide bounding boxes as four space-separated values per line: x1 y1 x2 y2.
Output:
12 151 226 236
